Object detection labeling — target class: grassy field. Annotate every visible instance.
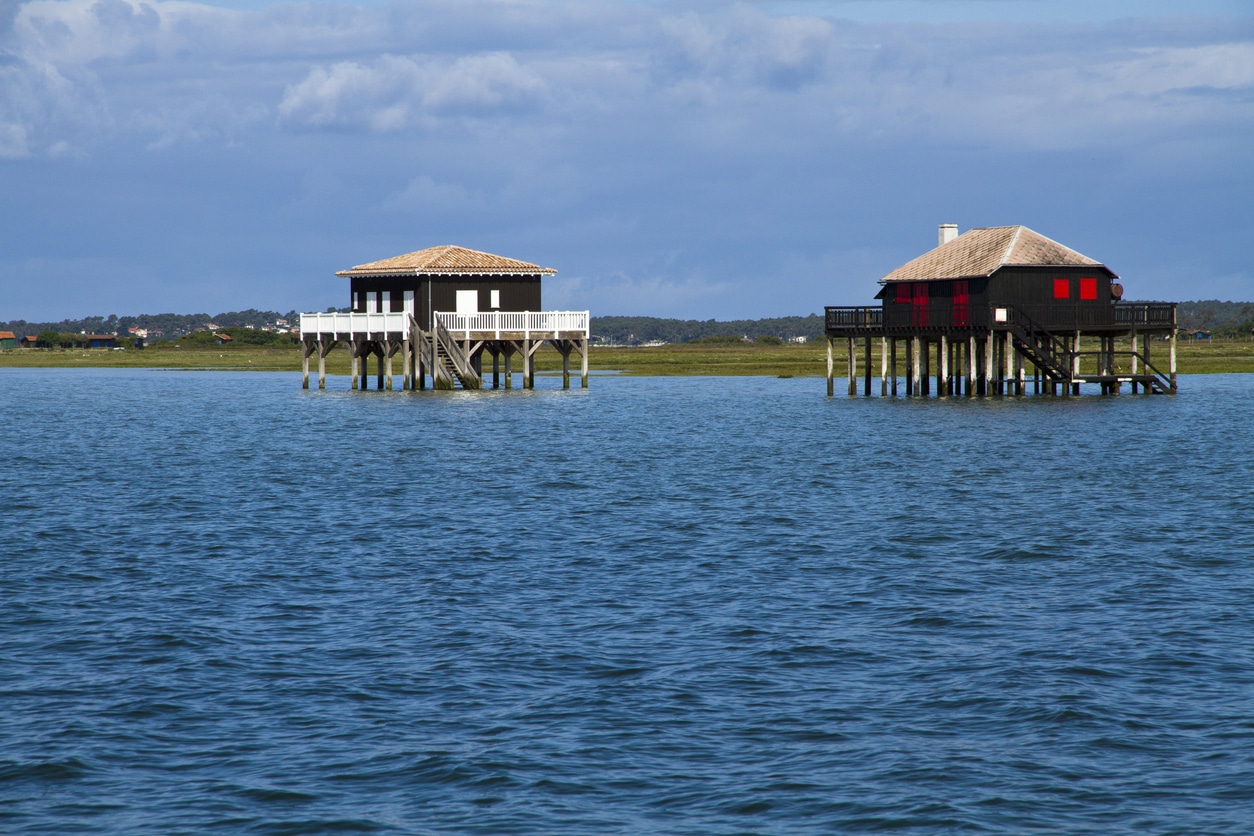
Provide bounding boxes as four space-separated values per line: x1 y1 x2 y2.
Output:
2 339 1252 376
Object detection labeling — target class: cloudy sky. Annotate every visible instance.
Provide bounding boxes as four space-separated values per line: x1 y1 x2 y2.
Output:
2 0 1252 321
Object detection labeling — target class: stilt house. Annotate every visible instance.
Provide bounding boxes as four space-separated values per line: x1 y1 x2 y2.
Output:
825 225 1178 397
299 245 590 391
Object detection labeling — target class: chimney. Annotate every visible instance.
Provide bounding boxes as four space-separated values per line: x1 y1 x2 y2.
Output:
938 223 958 246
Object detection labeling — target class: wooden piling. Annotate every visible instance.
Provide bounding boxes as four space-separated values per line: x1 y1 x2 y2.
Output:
825 337 834 396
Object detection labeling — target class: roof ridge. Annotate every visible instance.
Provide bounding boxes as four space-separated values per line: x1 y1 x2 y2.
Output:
1002 226 1024 267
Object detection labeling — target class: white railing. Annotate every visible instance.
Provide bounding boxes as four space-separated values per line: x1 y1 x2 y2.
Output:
300 310 590 340
435 311 590 340
300 311 411 338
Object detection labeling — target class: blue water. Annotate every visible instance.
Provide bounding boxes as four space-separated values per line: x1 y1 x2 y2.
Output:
3 369 1253 834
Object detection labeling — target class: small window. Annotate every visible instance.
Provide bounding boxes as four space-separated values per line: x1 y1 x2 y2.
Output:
1053 279 1070 300
895 284 911 303
490 289 501 309
1079 277 1097 300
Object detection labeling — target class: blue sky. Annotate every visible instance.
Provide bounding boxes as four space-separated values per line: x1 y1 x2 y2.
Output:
2 0 1252 321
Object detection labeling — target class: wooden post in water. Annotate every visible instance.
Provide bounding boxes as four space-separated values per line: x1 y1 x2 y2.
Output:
983 332 994 396
1016 344 1025 396
881 337 889 396
890 339 898 396
581 338 589 389
847 337 856 397
1130 331 1139 394
938 335 948 397
1004 331 1013 396
1069 331 1079 395
909 337 919 397
864 336 872 396
920 339 930 397
302 342 313 389
826 337 834 397
967 336 976 397
1169 309 1178 391
504 342 513 389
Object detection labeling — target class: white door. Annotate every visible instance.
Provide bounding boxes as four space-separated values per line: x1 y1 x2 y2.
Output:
456 290 478 316
403 290 415 317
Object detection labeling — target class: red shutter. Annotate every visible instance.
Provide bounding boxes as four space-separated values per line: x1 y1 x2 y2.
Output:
952 280 969 327
1079 277 1097 300
912 283 929 326
1053 279 1070 300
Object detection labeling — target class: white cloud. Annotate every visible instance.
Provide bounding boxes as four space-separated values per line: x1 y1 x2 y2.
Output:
278 52 547 131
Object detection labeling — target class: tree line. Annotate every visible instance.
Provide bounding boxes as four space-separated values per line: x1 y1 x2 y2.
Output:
3 309 302 342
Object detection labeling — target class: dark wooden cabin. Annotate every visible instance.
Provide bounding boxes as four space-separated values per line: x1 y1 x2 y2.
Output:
877 226 1122 332
825 225 1178 397
336 244 555 330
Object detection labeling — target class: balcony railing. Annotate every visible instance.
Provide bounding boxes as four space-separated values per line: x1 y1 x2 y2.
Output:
828 302 1176 333
300 311 411 338
301 310 592 341
436 311 590 339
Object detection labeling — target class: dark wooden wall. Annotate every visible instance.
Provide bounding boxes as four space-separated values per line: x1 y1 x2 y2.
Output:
349 275 543 329
879 266 1117 331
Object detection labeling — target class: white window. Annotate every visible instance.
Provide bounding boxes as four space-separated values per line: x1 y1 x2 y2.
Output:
367 291 379 312
380 291 390 312
403 290 415 316
490 289 500 309
456 290 479 316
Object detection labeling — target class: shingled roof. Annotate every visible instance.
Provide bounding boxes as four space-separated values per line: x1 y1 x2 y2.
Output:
880 226 1111 283
337 245 556 277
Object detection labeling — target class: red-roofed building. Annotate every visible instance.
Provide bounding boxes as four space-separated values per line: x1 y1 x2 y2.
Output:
0 331 14 349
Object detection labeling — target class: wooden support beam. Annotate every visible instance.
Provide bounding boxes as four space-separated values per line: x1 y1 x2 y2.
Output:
1004 331 1013 396
938 335 948 397
581 338 589 389
350 340 360 390
890 338 898 396
523 338 533 389
302 341 313 389
907 337 917 397
880 336 889 397
920 338 930 397
984 331 994 396
847 337 856 396
1130 331 1138 393
967 335 976 397
864 336 872 396
826 337 834 397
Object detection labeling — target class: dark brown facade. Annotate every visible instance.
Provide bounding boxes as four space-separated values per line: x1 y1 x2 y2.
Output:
876 265 1121 332
349 274 543 330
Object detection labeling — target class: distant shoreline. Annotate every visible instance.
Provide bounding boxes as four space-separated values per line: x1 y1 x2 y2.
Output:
2 340 1252 377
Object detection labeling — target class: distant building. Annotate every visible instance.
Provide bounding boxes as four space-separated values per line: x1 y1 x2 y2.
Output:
84 334 117 349
19 335 37 348
216 333 233 345
825 223 1179 396
0 331 14 349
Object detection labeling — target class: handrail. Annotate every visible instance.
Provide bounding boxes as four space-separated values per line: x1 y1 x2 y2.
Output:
1005 305 1072 378
300 311 411 338
433 318 480 386
434 310 590 340
824 307 883 330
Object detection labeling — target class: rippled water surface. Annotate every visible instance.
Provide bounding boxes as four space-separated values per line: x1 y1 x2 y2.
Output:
3 369 1254 834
